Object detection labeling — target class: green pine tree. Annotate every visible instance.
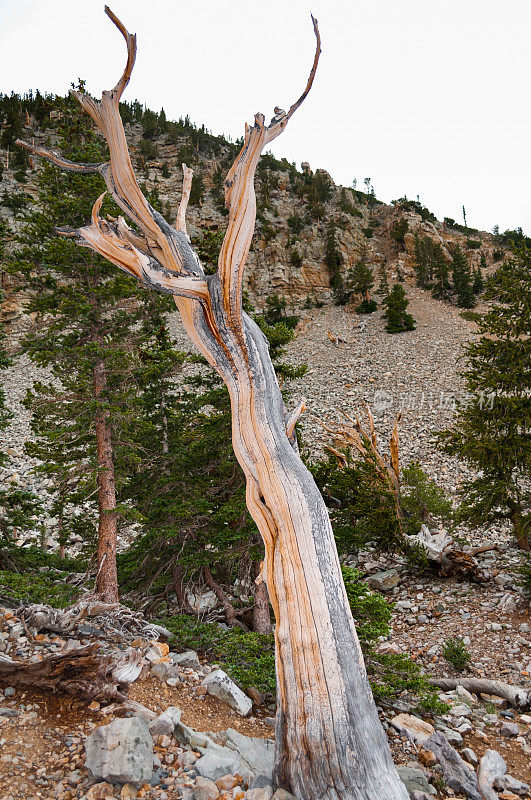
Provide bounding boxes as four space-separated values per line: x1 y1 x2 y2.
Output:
348 253 377 313
451 244 475 308
11 94 150 599
431 243 451 299
376 262 390 297
0 220 43 566
438 249 531 550
473 254 486 294
325 225 348 305
119 294 303 629
383 284 416 333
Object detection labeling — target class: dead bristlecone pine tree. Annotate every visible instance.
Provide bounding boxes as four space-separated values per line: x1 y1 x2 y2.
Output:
17 8 409 800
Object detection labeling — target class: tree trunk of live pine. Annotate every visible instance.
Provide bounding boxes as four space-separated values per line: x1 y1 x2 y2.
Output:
252 562 272 634
512 510 530 551
93 358 119 602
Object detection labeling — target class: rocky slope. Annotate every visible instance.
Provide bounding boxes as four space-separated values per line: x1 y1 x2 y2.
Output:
1 100 501 323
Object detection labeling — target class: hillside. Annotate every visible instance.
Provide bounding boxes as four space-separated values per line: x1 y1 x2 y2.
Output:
0 91 511 325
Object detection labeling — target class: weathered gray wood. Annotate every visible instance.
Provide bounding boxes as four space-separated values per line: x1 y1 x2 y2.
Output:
16 8 409 799
0 644 138 702
429 677 531 710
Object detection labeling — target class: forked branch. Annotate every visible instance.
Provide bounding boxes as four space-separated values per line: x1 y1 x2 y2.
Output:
64 194 208 301
16 7 203 289
217 17 321 328
16 7 320 323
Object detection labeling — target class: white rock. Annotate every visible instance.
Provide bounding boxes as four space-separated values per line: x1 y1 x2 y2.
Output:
201 670 252 716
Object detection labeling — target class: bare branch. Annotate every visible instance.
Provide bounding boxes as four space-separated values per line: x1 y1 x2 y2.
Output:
15 140 104 175
104 5 136 100
176 164 193 233
60 193 209 302
265 15 321 144
286 398 307 440
217 15 321 330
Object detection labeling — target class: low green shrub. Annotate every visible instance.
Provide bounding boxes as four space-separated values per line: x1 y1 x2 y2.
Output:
442 637 471 671
516 555 531 593
159 614 276 695
356 299 378 314
0 569 80 608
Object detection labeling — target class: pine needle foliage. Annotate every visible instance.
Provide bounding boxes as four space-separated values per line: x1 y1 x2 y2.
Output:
451 244 475 308
438 249 531 549
11 95 150 564
383 284 416 333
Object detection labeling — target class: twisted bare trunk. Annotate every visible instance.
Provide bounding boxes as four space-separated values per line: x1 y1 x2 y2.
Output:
177 292 406 797
252 561 272 634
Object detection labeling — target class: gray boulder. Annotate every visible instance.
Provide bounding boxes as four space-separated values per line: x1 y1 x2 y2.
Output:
194 749 242 781
368 569 400 591
148 708 180 738
500 721 519 738
84 717 154 785
425 731 481 800
201 669 252 716
171 650 201 670
246 788 273 800
219 728 274 778
175 721 211 749
396 766 435 797
495 773 530 797
194 776 220 800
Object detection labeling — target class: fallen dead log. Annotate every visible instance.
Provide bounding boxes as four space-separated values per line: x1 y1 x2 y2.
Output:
405 525 493 582
15 598 173 642
429 677 531 710
0 643 141 703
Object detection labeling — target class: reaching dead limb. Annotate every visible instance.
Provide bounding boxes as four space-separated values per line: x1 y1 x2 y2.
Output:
429 677 531 710
324 404 403 512
18 9 409 800
0 644 141 703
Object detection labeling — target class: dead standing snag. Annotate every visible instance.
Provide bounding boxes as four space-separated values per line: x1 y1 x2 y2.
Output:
17 9 408 799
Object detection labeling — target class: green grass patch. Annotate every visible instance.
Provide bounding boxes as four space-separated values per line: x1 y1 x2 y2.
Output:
0 569 81 608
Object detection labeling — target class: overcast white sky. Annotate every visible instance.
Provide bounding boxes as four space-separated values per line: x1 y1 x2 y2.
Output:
1 0 530 234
